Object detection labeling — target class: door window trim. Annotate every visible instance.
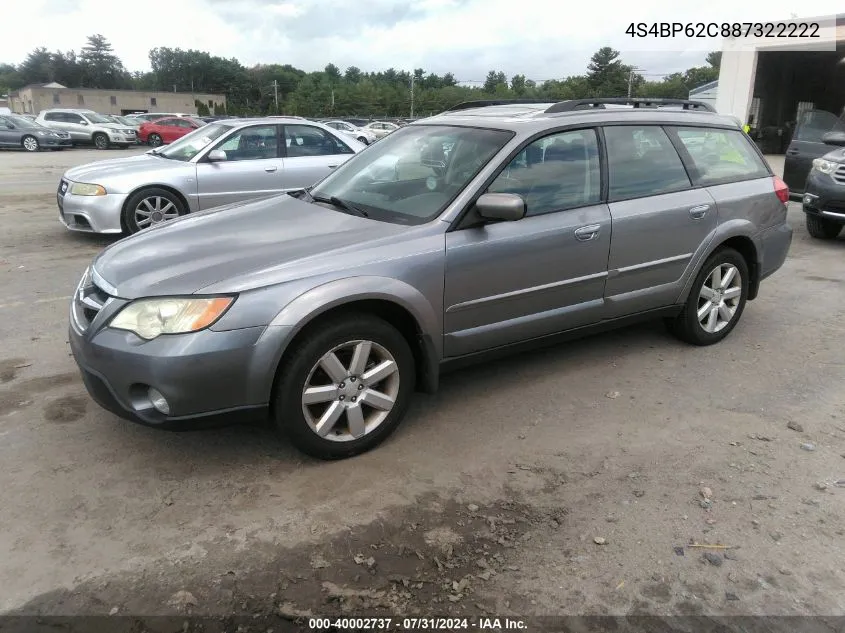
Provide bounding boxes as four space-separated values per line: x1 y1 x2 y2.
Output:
198 123 283 162
450 125 606 231
280 124 353 158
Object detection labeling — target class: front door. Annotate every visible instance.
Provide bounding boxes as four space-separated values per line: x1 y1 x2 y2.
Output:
444 128 610 357
601 125 717 317
279 124 356 190
195 123 284 209
783 110 844 193
0 116 16 146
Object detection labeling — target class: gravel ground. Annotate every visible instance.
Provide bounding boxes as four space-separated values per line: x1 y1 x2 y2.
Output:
1 149 844 626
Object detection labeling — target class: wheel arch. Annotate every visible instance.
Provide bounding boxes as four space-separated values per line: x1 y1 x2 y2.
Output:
119 185 191 233
266 279 441 407
679 225 761 303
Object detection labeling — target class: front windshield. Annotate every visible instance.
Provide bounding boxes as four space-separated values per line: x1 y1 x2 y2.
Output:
118 116 138 126
155 122 231 161
310 124 513 224
84 112 112 124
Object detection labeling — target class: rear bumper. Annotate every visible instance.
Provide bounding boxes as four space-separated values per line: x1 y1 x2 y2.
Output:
758 222 793 282
802 170 845 223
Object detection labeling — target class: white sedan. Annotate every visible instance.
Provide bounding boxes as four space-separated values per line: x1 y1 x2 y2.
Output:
364 121 400 139
323 120 377 145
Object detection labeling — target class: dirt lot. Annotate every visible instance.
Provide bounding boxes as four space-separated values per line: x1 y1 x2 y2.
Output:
1 148 844 627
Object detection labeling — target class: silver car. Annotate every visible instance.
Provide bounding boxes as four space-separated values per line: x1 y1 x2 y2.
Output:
37 109 137 149
69 98 792 460
57 117 364 234
323 120 377 145
365 121 399 139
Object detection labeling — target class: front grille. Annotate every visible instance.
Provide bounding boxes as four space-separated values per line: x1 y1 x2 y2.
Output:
833 164 845 186
73 277 113 332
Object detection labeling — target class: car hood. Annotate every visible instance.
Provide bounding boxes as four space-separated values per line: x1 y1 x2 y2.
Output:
822 147 845 163
93 195 413 298
64 153 187 182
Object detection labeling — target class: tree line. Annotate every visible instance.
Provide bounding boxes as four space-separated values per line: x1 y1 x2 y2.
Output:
0 35 721 117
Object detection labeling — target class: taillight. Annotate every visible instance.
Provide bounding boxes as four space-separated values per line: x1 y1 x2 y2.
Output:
773 176 789 204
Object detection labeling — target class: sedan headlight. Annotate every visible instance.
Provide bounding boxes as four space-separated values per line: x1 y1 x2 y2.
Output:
69 182 107 196
812 158 837 175
110 296 235 340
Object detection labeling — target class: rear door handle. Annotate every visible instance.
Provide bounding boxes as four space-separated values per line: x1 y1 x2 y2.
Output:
264 166 278 172
689 204 710 220
328 164 339 170
574 224 601 241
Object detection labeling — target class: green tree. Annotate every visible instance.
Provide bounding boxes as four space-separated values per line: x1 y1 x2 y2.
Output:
586 47 633 96
483 70 507 93
79 34 128 88
17 47 54 84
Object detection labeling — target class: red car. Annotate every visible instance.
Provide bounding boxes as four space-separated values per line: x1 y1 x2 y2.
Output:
138 117 204 147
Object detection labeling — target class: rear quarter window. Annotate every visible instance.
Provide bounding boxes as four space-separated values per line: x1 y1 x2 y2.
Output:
673 127 769 185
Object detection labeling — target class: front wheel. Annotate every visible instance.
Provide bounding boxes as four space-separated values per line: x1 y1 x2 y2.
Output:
668 248 749 346
122 187 186 234
357 136 369 145
805 214 842 240
273 314 415 459
21 135 40 152
93 133 109 150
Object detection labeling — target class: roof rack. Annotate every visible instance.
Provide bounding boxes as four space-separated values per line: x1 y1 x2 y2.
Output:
446 99 559 112
545 98 715 113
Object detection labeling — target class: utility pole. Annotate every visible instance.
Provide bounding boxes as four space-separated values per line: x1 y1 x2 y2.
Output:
410 74 415 118
627 67 643 98
273 80 279 113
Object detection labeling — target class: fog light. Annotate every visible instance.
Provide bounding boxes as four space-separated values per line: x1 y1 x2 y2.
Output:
148 387 170 415
803 194 817 205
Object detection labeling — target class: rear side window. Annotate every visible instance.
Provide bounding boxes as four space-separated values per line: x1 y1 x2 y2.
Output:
44 112 60 121
284 125 353 157
604 125 691 200
674 127 769 184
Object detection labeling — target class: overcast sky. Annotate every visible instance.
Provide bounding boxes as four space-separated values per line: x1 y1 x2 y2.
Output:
3 0 842 81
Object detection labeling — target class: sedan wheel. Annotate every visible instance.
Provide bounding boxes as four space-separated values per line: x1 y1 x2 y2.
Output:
122 187 186 234
274 314 415 459
22 135 39 152
148 134 162 147
667 247 748 346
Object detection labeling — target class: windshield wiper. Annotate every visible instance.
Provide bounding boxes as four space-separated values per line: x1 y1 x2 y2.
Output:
311 194 369 218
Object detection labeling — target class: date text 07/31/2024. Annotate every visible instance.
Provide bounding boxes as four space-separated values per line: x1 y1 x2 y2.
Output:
307 617 528 630
625 22 820 38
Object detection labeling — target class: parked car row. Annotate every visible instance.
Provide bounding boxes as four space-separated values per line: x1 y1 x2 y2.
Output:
62 98 793 461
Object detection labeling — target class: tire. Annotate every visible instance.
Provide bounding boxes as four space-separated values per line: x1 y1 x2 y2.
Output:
148 134 162 147
122 187 186 234
357 136 369 145
21 135 39 152
273 314 416 460
668 247 749 346
805 214 842 240
93 133 109 150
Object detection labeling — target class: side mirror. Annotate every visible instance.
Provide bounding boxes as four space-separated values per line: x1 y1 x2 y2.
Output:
207 149 227 162
475 193 525 222
822 131 845 147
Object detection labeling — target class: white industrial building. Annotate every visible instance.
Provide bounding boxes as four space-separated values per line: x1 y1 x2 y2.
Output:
712 14 844 152
688 80 719 110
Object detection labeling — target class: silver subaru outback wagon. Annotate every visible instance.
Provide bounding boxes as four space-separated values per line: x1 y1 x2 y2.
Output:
69 98 793 460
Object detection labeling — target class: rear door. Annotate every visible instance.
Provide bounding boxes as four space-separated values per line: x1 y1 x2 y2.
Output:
602 124 716 318
195 123 284 209
444 128 610 357
784 110 845 192
279 124 356 190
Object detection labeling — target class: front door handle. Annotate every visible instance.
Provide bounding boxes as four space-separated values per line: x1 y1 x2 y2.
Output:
786 149 799 156
264 166 278 172
689 204 710 220
328 164 339 170
574 224 601 241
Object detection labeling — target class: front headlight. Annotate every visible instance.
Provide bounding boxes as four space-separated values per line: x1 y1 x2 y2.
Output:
109 296 235 340
35 130 49 136
813 158 837 175
69 182 107 196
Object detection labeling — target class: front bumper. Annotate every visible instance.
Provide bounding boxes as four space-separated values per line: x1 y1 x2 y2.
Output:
57 178 126 234
107 133 137 145
68 314 292 429
802 169 845 224
40 135 72 147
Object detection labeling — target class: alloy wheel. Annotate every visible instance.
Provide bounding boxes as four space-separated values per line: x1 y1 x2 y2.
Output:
94 134 108 149
301 339 400 442
149 134 162 147
134 196 179 229
697 263 742 333
22 136 38 152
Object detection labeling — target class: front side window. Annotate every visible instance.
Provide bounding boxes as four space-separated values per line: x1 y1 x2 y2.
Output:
214 125 279 161
605 125 691 200
66 113 85 124
794 109 845 143
284 125 352 157
488 129 600 216
309 124 512 225
674 127 769 184
83 112 111 124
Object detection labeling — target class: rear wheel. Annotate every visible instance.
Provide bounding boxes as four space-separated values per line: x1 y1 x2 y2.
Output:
93 133 109 150
148 133 162 147
21 135 39 152
122 187 186 234
273 314 415 460
668 247 748 346
357 136 369 145
805 214 842 240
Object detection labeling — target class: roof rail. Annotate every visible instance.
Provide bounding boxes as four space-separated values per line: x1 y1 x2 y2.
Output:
446 99 559 112
545 98 716 113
